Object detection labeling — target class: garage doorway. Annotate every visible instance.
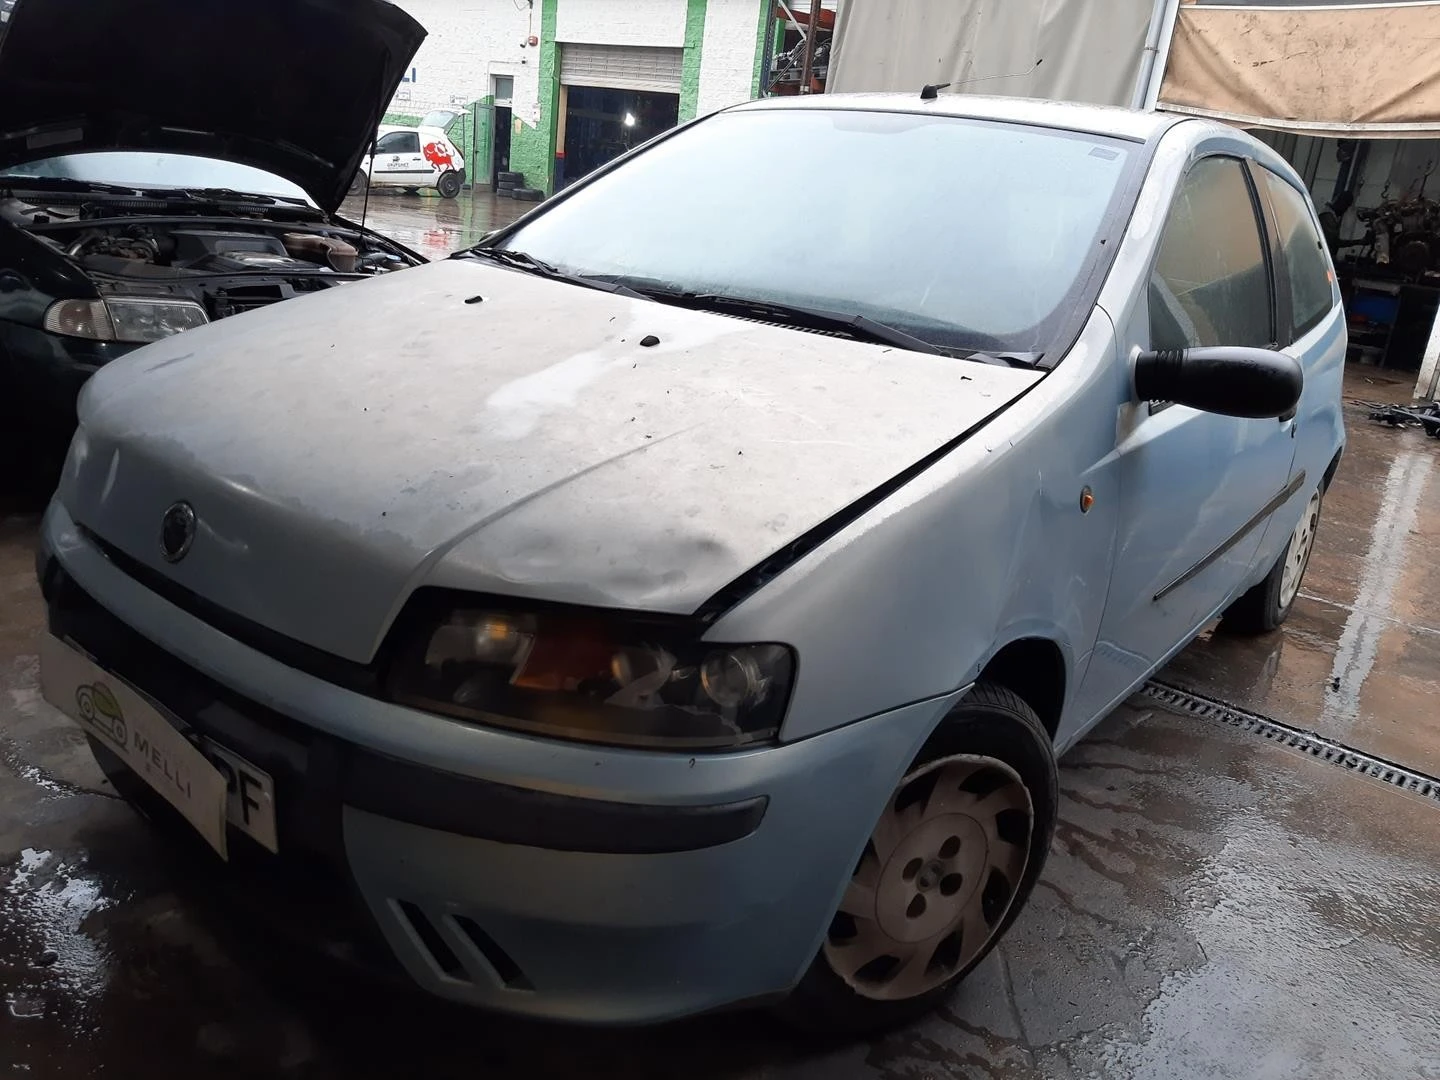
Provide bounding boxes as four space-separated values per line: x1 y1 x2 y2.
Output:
1252 130 1440 381
561 86 678 184
490 74 514 183
559 44 682 187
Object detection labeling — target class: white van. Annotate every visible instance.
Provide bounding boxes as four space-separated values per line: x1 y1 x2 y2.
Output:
352 109 467 198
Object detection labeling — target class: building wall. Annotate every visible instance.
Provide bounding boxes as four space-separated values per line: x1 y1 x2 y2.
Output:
385 0 539 118
697 0 767 118
510 0 560 193
381 0 545 186
555 0 688 45
381 0 769 194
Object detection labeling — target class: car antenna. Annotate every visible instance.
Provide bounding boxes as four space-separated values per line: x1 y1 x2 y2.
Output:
922 59 1044 100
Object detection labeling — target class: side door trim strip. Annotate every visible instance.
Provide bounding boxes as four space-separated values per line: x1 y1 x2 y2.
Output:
1153 469 1307 602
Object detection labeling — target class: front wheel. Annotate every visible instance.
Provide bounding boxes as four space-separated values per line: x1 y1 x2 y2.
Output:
347 170 368 197
436 170 463 199
777 683 1057 1035
1221 485 1322 635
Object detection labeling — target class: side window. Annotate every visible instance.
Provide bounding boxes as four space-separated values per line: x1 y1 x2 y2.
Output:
1260 168 1336 340
1149 156 1273 351
375 131 419 156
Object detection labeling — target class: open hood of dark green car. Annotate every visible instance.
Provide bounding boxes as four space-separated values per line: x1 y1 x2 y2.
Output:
0 0 425 213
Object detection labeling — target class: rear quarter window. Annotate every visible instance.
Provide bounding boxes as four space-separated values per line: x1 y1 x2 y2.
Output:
1260 169 1336 340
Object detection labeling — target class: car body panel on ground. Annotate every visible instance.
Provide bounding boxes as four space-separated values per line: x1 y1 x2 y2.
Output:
36 94 1347 1024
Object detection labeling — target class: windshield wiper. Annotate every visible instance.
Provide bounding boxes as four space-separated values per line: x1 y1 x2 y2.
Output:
0 175 145 196
181 187 273 202
455 247 646 299
167 187 309 207
614 286 1013 363
0 176 310 208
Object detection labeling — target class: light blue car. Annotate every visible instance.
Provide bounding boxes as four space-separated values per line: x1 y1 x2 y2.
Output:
37 94 1343 1032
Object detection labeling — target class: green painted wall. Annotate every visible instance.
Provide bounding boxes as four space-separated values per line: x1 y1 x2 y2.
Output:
677 0 708 122
476 96 495 185
750 2 774 97
508 0 560 193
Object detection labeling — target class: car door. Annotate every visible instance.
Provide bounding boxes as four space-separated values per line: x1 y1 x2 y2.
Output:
1252 164 1347 528
1078 154 1300 716
371 130 424 187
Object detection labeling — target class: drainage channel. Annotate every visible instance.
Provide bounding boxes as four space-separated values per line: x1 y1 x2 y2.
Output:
1140 680 1440 806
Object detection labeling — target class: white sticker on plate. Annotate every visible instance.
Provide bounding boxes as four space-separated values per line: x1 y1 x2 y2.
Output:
40 634 229 859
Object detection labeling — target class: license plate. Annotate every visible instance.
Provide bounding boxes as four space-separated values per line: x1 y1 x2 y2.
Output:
40 634 278 859
202 740 278 854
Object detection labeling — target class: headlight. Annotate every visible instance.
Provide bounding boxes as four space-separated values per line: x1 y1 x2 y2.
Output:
44 297 208 343
383 602 795 750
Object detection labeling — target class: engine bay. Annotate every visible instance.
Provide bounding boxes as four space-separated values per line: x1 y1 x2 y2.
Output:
1 193 420 320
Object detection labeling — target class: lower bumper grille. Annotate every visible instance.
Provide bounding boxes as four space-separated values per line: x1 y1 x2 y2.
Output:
394 902 534 991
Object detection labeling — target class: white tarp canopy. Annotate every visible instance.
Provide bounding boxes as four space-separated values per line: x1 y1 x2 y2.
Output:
829 0 1440 138
828 0 1156 108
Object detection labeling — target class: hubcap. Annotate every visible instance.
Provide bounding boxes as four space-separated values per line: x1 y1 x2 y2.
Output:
824 755 1034 1001
1279 489 1322 610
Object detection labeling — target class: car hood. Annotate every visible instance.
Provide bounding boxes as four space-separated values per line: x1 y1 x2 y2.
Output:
61 260 1042 664
0 0 425 214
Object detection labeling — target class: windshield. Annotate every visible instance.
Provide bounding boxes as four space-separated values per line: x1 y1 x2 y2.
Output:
501 109 1135 354
0 152 313 203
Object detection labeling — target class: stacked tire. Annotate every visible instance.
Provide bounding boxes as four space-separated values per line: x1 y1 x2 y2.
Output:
495 170 524 198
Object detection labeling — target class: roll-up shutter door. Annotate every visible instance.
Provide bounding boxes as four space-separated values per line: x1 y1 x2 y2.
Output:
560 43 683 93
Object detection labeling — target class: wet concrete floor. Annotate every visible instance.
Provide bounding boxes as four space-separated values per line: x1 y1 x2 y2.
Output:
1166 366 1440 774
2 197 1439 1076
337 188 529 260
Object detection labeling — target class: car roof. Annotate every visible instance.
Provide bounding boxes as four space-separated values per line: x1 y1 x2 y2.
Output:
727 93 1317 209
727 93 1185 144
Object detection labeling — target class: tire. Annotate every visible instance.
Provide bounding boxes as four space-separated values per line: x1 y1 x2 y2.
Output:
347 170 368 197
777 682 1058 1036
497 170 525 185
436 170 462 199
514 187 544 202
1221 484 1322 635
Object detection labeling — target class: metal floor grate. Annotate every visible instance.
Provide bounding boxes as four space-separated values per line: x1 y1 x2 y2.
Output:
1141 681 1440 805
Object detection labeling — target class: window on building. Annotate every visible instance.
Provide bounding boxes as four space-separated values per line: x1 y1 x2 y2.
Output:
493 75 514 105
1260 168 1336 341
1150 156 1273 351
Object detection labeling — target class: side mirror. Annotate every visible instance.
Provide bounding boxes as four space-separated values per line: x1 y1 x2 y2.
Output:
1134 347 1303 419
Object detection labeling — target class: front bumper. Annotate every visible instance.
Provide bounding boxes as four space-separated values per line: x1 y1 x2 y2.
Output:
0 318 136 445
40 502 956 1023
